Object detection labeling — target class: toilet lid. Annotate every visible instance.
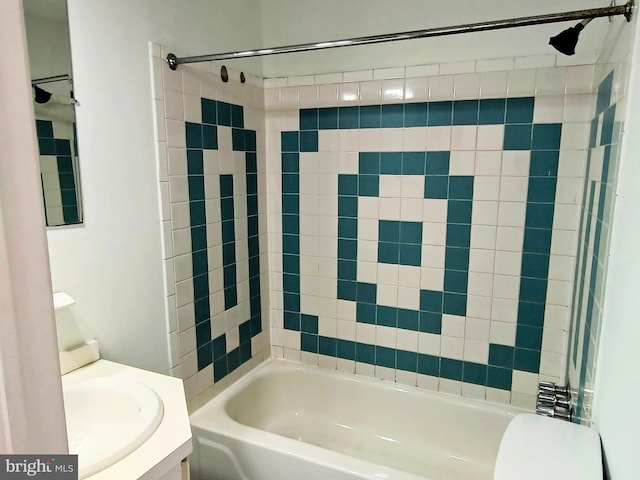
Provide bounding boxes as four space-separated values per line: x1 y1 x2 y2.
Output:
494 414 602 480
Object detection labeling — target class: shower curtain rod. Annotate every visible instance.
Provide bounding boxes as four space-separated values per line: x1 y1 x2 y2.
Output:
31 74 71 85
167 0 634 70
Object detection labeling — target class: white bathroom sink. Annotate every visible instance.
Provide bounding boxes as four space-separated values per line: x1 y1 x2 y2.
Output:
63 377 164 479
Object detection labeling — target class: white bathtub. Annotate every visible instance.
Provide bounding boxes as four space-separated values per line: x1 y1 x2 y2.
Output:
190 359 524 480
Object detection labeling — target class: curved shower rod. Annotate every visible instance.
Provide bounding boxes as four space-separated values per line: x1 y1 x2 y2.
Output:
167 0 634 70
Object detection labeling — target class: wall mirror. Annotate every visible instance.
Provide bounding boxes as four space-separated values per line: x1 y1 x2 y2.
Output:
24 0 83 226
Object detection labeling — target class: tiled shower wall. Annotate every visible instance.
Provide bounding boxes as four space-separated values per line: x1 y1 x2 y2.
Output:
266 59 594 408
566 21 633 424
150 44 270 410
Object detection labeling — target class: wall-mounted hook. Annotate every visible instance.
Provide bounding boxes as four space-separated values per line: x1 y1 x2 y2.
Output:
221 65 229 82
240 72 246 83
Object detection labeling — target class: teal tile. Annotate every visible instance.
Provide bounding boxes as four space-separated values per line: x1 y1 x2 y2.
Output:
358 175 379 196
402 152 426 174
463 362 487 386
424 176 448 199
377 306 398 327
518 301 545 328
521 253 550 279
397 309 419 330
201 98 217 124
418 354 439 376
489 344 514 368
503 124 532 150
420 290 443 312
419 311 442 334
444 247 470 271
356 343 375 364
284 312 300 330
338 218 357 239
428 101 453 126
519 277 547 304
527 177 557 203
426 152 450 175
338 174 358 195
380 152 402 174
231 104 244 128
399 244 422 266
281 132 299 152
444 270 467 294
448 176 474 200
447 200 473 224
525 203 555 228
514 348 540 373
506 97 534 124
381 104 404 128
217 101 232 126
453 100 479 125
318 336 337 356
376 346 396 368
337 280 357 301
337 339 356 360
443 292 466 316
516 325 543 351
399 221 423 244
397 350 418 372
440 358 463 381
529 151 558 177
300 108 318 130
479 98 506 125
487 366 512 390
532 124 562 150
300 130 318 152
378 242 399 264
357 282 377 304
379 220 400 242
357 304 376 324
446 224 471 248
404 102 428 127
339 106 359 129
301 333 319 353
359 152 380 174
338 196 357 217
360 105 381 128
319 107 338 129
186 122 203 148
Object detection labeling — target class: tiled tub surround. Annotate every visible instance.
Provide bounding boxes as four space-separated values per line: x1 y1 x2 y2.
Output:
150 45 270 408
35 117 81 226
267 66 593 408
567 67 626 423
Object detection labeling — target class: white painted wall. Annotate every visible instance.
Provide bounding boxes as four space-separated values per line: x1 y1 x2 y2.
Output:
49 1 262 373
591 13 640 479
259 0 611 77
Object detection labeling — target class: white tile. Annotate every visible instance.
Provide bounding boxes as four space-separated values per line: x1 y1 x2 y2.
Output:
420 267 444 291
565 65 594 94
374 67 405 80
495 226 524 252
464 340 489 364
288 75 315 87
382 79 405 102
451 126 477 151
471 201 498 225
439 379 462 396
479 71 508 98
376 325 397 348
422 199 448 223
468 272 493 297
403 128 427 150
475 152 502 176
470 225 497 250
473 176 500 201
533 95 565 123
475 124 503 151
315 73 343 85
426 126 451 150
405 78 429 102
449 151 475 175
440 61 475 75
490 320 517 345
560 122 590 151
492 274 520 300
453 73 480 99
515 55 555 70
465 317 490 342
491 298 518 324
428 76 454 101
468 248 495 273
486 388 511 405
164 89 184 120
563 94 593 122
512 370 539 395
536 67 567 95
497 202 526 227
501 151 530 177
338 83 359 104
499 177 529 202
442 314 466 338
318 84 339 104
507 69 537 97
343 70 373 82
467 295 492 319
476 57 514 72
494 250 522 276
359 81 382 104
421 245 445 269
406 64 439 78
441 336 464 360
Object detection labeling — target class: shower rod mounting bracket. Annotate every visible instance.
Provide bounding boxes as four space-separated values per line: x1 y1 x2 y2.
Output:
166 0 635 70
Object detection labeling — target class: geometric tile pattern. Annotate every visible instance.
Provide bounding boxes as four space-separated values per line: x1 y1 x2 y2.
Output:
282 97 562 391
569 70 619 422
186 98 262 381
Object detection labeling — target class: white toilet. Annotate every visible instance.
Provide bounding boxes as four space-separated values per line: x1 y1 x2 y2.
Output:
494 413 603 480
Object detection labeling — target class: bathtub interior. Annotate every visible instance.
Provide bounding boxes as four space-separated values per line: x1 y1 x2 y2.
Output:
193 360 522 480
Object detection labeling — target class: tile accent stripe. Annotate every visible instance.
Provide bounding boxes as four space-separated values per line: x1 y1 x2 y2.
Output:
283 97 562 391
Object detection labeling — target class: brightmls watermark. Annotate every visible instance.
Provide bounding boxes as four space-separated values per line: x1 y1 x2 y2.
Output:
0 456 77 479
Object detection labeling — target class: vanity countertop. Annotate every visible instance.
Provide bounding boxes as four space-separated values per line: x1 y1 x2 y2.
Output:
62 359 192 479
